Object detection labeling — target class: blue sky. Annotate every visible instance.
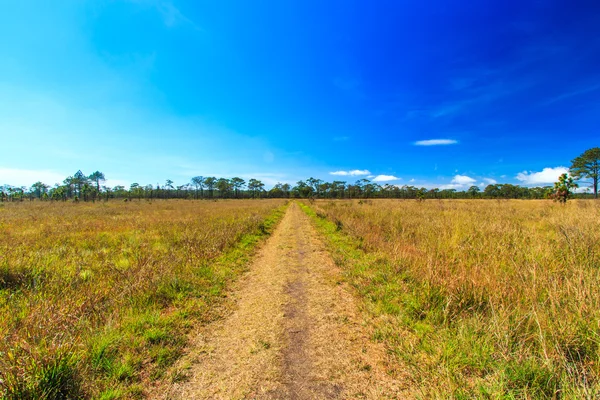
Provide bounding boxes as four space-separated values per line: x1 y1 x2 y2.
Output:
1 0 599 190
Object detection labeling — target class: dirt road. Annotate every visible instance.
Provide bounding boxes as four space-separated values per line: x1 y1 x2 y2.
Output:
161 203 407 399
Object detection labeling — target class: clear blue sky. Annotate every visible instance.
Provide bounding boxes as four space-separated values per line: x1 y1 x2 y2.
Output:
1 1 599 190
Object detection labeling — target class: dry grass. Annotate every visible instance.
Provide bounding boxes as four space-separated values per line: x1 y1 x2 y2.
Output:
304 199 600 398
166 203 404 399
0 199 286 399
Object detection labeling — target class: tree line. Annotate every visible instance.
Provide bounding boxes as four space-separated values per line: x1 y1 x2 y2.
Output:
0 173 594 202
2 148 598 202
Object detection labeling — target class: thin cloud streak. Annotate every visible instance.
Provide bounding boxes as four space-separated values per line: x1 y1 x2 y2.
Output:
329 169 371 176
541 83 600 106
414 139 458 146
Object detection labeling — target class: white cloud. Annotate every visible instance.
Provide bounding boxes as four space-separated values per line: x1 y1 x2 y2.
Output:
409 178 415 183
516 166 568 185
483 178 497 184
451 175 476 185
0 168 66 187
329 169 371 176
373 175 400 182
414 139 458 146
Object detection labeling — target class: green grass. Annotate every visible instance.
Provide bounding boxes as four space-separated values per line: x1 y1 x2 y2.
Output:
300 200 600 399
0 200 287 398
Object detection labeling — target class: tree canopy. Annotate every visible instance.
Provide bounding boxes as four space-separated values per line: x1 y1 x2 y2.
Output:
570 147 600 198
3 147 600 202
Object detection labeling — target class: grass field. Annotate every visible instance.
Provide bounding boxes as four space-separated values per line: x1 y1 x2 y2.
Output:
0 199 286 399
303 199 600 398
2 198 599 399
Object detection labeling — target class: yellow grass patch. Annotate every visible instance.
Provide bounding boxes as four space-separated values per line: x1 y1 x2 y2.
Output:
304 199 600 398
0 199 286 398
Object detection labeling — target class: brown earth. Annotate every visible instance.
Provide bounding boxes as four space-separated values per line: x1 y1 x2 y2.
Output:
156 203 410 399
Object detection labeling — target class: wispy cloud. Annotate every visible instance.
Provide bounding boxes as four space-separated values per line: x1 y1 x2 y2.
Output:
483 178 497 184
429 66 535 119
329 169 371 176
156 1 202 30
373 175 400 182
516 166 568 185
431 104 463 118
541 83 600 106
414 139 458 146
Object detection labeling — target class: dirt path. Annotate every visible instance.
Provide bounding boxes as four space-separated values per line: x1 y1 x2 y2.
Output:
160 203 408 399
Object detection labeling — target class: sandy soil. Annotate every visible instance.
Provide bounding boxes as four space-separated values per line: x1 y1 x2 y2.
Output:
156 203 409 399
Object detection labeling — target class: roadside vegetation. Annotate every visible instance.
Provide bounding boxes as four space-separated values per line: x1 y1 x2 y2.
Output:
0 199 286 399
302 199 600 398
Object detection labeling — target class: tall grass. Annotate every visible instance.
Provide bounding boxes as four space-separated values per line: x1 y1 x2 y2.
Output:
305 199 600 398
0 199 286 399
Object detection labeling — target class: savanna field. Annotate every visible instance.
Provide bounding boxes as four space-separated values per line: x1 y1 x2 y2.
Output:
1 198 600 399
0 199 287 399
304 199 600 398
